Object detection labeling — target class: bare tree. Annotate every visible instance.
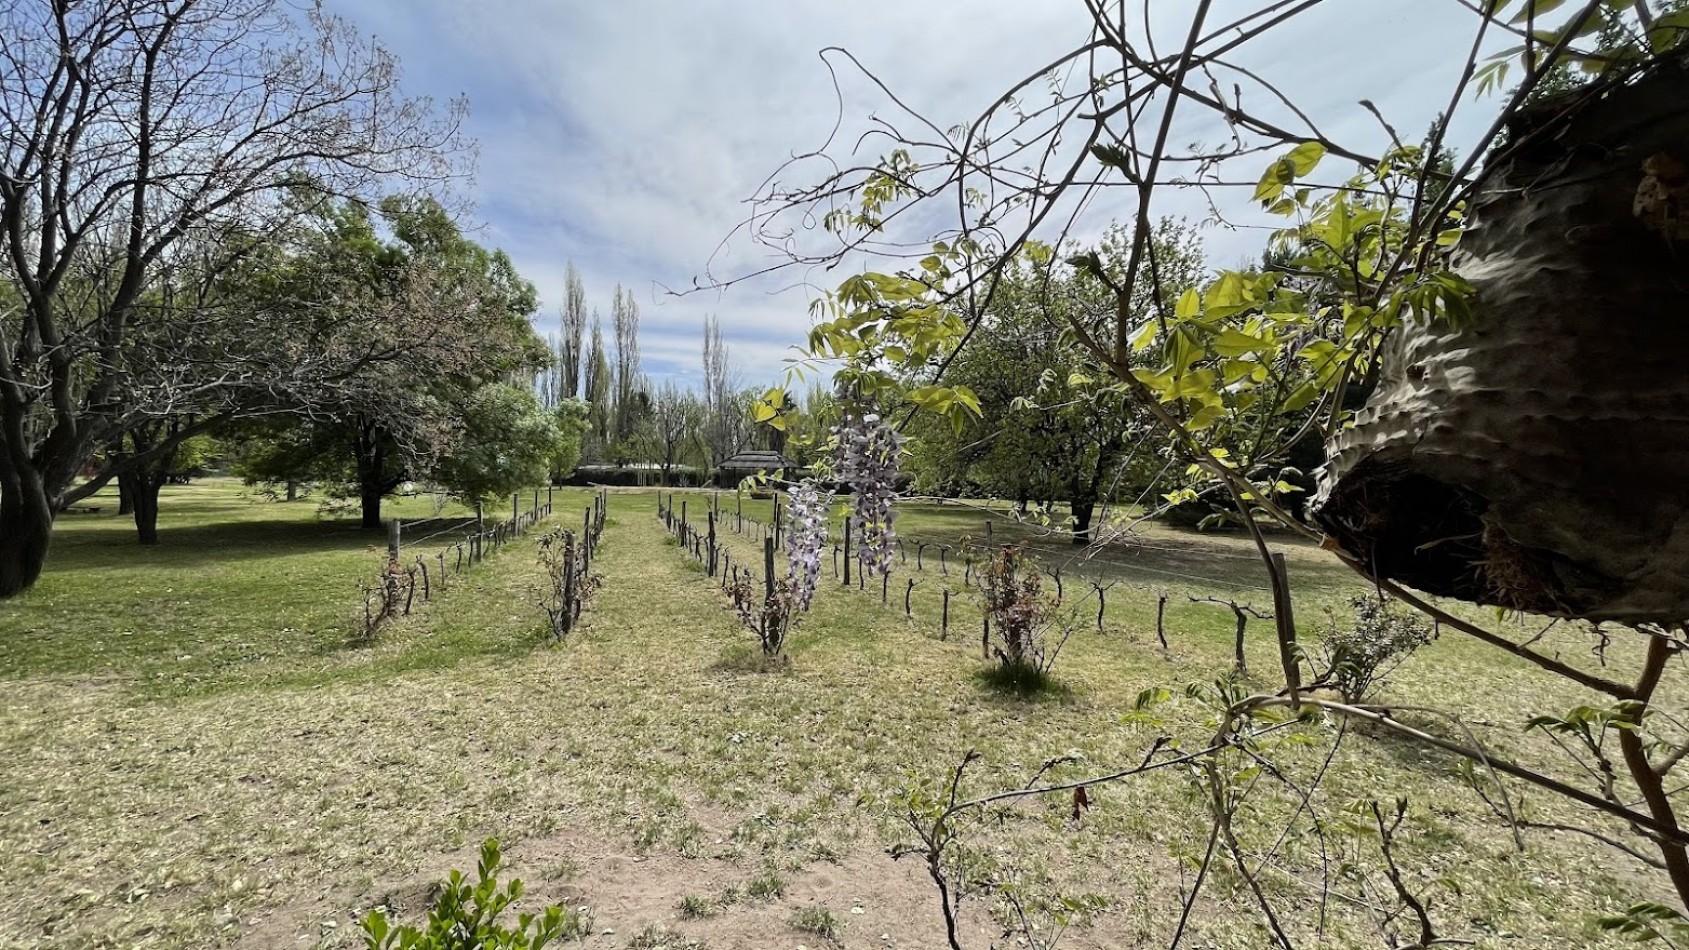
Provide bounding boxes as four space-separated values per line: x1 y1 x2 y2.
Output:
0 0 466 595
650 380 704 485
700 313 741 467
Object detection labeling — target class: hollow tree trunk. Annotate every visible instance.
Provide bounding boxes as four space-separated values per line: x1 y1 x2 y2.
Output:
0 465 55 597
1314 57 1689 624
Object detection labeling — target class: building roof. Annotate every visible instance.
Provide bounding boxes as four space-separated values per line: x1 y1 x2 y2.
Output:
716 450 796 471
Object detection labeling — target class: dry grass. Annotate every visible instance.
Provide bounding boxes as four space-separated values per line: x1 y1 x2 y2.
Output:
0 481 1671 948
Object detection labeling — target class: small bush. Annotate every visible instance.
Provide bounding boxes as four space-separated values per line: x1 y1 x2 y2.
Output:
975 544 1076 678
727 574 797 657
1317 594 1435 703
789 906 841 942
359 838 591 949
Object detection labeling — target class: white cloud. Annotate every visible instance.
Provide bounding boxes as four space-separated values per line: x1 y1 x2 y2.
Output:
326 0 1518 388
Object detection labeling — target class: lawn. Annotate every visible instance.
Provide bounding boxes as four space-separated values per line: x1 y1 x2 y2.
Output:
0 479 1669 949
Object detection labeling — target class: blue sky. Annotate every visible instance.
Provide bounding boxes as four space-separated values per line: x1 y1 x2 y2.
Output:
325 1 1514 390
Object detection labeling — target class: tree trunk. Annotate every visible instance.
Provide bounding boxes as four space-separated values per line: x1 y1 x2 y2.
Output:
352 423 390 530
360 482 384 530
117 472 135 515
132 476 163 546
1071 498 1096 545
0 465 55 597
285 480 299 502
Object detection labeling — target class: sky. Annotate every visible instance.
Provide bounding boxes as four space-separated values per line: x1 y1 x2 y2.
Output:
323 1 1519 391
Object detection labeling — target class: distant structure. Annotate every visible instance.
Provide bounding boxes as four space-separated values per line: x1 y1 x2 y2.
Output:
714 450 799 487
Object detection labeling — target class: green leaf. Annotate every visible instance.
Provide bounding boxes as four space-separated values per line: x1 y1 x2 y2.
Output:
1211 328 1274 357
1174 287 1201 320
1285 140 1326 176
1650 10 1689 52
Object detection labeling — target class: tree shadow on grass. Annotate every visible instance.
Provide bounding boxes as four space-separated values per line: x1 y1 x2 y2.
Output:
710 642 793 675
48 518 383 571
971 662 1075 703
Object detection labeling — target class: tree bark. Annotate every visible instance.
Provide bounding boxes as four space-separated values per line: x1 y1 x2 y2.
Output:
0 464 55 597
360 482 384 530
1071 498 1096 545
117 473 135 516
132 475 163 546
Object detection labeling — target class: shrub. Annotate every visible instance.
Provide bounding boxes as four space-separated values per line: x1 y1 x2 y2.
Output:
1316 593 1435 703
360 838 591 949
727 574 797 658
976 544 1076 677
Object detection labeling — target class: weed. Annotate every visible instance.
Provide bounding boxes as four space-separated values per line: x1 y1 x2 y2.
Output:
788 905 841 942
747 869 787 901
677 894 714 919
359 839 592 948
626 923 706 950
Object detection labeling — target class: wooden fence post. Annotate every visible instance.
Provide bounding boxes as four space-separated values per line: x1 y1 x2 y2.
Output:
764 536 776 602
942 589 950 639
1270 552 1301 708
843 518 852 586
708 511 718 577
387 519 401 564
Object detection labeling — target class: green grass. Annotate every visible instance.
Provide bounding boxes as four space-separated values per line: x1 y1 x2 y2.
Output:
788 906 841 942
0 481 1670 949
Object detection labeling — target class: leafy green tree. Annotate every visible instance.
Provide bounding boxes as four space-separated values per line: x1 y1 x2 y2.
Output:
0 0 464 596
228 196 545 527
908 220 1203 541
548 399 590 483
431 385 563 505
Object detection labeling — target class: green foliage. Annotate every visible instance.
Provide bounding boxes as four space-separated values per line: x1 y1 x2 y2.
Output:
903 221 1202 526
360 839 591 949
1316 594 1436 703
1597 901 1689 942
1476 0 1689 95
432 384 563 505
549 399 591 481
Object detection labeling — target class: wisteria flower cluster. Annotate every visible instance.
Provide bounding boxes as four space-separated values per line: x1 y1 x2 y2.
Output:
782 478 834 612
833 412 905 578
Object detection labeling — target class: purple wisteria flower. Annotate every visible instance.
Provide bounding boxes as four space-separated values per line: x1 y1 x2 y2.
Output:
783 478 834 612
833 412 904 579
